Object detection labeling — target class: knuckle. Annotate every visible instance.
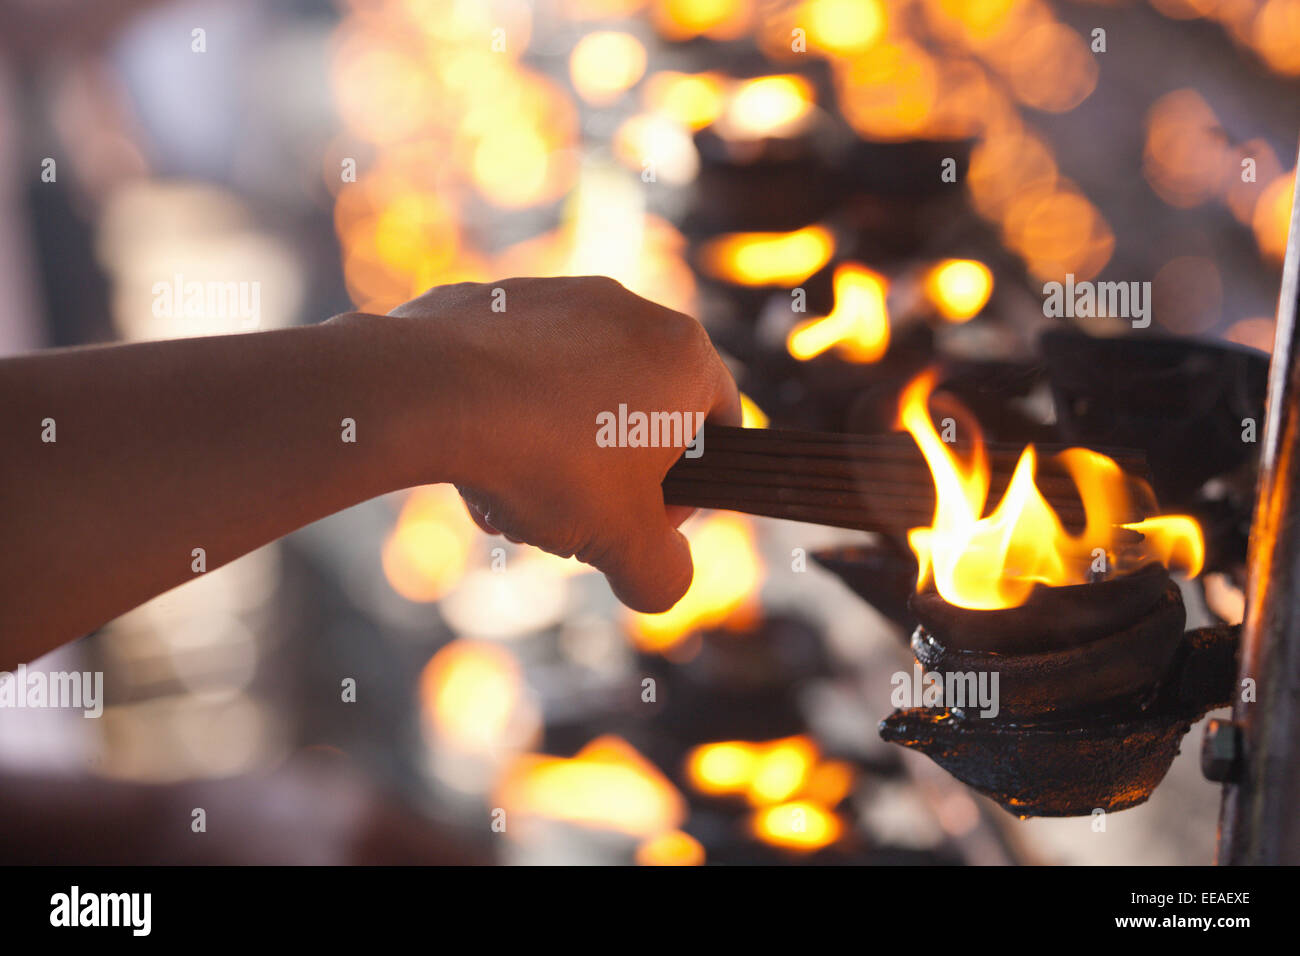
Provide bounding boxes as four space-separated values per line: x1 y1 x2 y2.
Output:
665 312 711 358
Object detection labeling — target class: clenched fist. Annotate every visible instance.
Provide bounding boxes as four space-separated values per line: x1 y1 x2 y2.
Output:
377 276 741 613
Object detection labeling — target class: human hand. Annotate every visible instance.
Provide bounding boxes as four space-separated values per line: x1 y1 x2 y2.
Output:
382 276 741 613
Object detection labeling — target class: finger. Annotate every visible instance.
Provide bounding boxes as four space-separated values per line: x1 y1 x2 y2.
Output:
592 501 694 614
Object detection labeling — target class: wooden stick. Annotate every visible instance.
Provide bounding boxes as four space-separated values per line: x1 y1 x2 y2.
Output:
661 424 1148 537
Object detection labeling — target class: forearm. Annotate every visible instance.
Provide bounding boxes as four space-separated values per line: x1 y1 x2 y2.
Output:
0 275 741 661
0 313 458 664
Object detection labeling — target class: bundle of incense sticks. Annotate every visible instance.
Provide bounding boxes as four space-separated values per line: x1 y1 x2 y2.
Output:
661 424 1150 539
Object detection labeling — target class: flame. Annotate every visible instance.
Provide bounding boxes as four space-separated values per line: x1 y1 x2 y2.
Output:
497 735 686 837
898 372 1204 610
787 263 890 362
687 741 759 794
720 75 816 138
748 736 819 804
629 513 764 652
699 225 834 286
740 392 770 429
752 801 843 851
687 737 815 805
801 759 856 806
686 736 851 851
686 735 852 809
924 259 993 322
635 829 706 865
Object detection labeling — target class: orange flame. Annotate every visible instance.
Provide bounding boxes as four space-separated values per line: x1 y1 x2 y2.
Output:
699 225 834 286
898 371 1204 610
787 263 890 362
685 736 853 850
924 259 993 322
720 74 816 138
740 392 770 429
635 829 706 866
752 800 843 851
496 735 686 837
687 736 818 805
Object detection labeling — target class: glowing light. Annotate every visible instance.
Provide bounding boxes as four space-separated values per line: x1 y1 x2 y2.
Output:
644 71 728 129
748 736 818 804
1000 23 1098 113
968 128 1058 220
801 760 855 807
687 741 760 795
419 641 536 756
613 114 700 185
472 127 555 208
495 161 696 315
382 486 478 602
497 736 686 837
653 0 753 41
721 75 815 138
635 829 706 865
802 0 887 54
836 41 938 141
569 31 648 104
1143 90 1227 210
787 263 890 362
924 259 993 322
630 514 763 652
1252 0 1300 75
686 736 821 805
740 393 770 428
1002 186 1115 281
752 801 843 850
1253 169 1296 263
699 225 834 286
1223 317 1276 352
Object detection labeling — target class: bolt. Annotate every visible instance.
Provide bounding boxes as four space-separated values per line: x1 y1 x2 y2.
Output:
1201 718 1242 783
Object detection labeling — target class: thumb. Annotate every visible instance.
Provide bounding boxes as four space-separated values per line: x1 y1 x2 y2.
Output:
595 503 694 614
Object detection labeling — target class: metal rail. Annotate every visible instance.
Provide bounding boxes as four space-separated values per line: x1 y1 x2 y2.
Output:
1216 154 1300 864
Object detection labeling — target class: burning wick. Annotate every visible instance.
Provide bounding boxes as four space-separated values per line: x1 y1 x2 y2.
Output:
896 371 1204 610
